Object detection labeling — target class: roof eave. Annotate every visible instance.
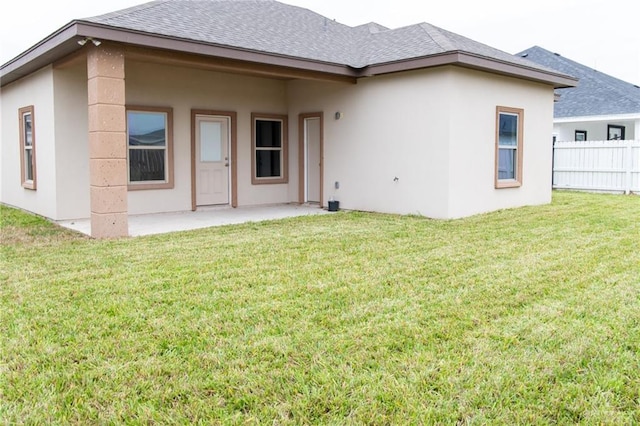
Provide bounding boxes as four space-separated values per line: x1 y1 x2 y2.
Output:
76 22 359 76
1 21 359 87
2 23 578 89
1 22 82 86
361 51 579 88
555 112 640 123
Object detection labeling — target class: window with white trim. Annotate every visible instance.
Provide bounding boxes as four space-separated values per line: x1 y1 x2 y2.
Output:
495 106 523 188
19 106 37 190
252 113 288 184
126 106 174 190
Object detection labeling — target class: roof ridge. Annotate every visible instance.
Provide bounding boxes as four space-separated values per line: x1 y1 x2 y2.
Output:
519 46 640 117
533 46 640 99
538 48 589 80
418 23 456 52
355 22 390 34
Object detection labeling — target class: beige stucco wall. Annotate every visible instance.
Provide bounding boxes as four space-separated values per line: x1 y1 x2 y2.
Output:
446 67 554 218
1 57 556 222
0 66 57 218
288 68 453 218
289 65 555 219
53 60 91 220
125 60 291 215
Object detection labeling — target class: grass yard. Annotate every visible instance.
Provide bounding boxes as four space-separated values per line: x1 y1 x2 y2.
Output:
1 191 640 424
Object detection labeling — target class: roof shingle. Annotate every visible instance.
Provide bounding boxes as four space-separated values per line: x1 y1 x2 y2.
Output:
518 46 640 117
82 0 560 72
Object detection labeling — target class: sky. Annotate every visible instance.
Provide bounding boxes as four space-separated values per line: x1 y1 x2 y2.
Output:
1 0 639 85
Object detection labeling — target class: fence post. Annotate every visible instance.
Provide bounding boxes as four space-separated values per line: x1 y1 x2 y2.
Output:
625 141 632 194
551 138 556 188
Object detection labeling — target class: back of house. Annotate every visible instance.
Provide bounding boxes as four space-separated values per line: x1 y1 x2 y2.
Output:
1 0 576 238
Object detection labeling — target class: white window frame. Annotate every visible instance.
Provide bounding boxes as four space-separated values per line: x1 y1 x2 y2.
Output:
19 105 36 190
495 106 524 188
251 113 288 185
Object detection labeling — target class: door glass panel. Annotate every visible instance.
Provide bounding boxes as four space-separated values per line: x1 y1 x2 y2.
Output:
200 121 222 162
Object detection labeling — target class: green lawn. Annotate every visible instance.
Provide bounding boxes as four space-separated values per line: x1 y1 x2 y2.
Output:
2 192 639 424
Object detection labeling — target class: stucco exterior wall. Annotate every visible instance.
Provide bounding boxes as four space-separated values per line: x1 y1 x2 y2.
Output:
289 66 555 219
288 67 453 218
124 60 290 215
53 60 90 220
0 66 57 218
446 67 555 218
1 58 557 222
554 119 638 141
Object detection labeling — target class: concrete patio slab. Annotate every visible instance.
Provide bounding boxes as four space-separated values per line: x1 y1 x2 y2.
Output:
57 204 330 237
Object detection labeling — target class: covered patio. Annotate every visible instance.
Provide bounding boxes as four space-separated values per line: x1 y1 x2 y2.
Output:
58 204 330 237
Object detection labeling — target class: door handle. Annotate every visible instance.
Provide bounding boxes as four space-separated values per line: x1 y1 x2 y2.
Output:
225 163 229 167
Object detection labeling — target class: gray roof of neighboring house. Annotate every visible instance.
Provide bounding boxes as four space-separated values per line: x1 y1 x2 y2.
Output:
82 0 550 70
518 46 640 118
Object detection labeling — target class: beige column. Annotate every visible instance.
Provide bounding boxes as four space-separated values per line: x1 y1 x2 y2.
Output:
87 46 128 238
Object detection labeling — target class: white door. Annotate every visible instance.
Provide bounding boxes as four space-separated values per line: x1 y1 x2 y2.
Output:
196 115 230 206
305 117 321 203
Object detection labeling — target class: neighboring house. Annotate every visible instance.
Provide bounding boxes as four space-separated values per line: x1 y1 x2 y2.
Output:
518 46 640 142
1 0 576 238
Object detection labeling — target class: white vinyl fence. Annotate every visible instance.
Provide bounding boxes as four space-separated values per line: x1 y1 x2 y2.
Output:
552 140 640 194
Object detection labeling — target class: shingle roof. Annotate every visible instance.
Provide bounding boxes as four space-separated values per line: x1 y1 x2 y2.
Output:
1 0 578 88
82 0 556 71
518 46 640 118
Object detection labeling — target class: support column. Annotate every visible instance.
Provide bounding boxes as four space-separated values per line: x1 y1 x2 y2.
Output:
635 118 640 141
87 46 128 238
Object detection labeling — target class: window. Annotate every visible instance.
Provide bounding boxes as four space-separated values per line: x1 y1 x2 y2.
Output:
252 113 288 184
19 106 37 190
575 130 587 141
607 124 625 140
495 106 523 188
126 106 173 190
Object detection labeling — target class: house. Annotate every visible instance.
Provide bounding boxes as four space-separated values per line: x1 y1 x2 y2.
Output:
518 46 640 142
1 0 576 238
519 46 640 194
